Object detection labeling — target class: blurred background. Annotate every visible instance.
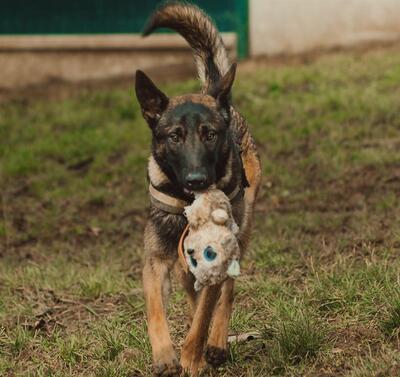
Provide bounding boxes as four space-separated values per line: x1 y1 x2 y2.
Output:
1 0 400 92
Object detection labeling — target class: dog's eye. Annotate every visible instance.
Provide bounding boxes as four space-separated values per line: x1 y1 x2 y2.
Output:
206 131 217 142
204 246 217 261
169 133 180 143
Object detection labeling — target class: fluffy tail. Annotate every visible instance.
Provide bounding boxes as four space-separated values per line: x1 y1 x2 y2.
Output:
143 1 230 92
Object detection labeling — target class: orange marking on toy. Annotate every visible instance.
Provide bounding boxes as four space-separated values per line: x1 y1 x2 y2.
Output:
178 224 190 273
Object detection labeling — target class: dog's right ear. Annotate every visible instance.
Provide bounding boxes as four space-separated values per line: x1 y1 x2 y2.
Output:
135 70 169 129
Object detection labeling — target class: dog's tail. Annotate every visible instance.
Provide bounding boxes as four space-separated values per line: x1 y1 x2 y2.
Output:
143 2 230 92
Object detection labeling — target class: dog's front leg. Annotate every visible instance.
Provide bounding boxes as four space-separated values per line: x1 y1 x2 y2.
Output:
180 283 222 376
204 277 234 367
143 255 181 377
205 190 256 368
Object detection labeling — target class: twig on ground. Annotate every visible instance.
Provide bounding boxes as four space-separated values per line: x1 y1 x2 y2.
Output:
228 331 261 344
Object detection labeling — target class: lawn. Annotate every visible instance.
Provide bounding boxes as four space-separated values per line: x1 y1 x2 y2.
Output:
0 46 399 376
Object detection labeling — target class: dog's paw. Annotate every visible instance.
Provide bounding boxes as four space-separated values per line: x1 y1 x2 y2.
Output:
180 356 206 376
153 358 182 377
204 345 227 368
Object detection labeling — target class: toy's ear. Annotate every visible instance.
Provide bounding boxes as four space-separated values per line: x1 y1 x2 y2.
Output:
227 260 241 278
211 209 229 225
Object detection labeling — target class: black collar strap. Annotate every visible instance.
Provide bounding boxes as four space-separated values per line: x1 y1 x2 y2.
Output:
149 183 242 214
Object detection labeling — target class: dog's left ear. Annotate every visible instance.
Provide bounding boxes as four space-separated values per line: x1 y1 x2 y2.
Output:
135 70 169 129
208 63 236 118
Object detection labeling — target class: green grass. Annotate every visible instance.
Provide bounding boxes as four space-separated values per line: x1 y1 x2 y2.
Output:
1 46 400 376
380 299 400 338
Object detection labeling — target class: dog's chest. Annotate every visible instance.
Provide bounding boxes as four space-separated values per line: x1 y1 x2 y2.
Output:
149 207 188 253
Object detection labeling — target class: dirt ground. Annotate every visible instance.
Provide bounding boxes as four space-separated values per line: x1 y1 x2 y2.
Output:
0 44 399 376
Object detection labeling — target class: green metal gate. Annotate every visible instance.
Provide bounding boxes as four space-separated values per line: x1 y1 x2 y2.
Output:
0 0 248 58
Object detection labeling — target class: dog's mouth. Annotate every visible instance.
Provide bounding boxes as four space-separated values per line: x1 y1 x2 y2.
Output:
183 181 217 197
183 187 210 198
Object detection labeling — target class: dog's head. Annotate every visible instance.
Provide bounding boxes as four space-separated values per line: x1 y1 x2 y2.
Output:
135 64 236 193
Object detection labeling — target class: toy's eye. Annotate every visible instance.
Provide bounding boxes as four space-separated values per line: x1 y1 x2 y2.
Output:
190 256 197 267
204 246 217 261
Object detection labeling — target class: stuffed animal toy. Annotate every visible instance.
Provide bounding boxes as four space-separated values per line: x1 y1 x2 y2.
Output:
181 188 241 291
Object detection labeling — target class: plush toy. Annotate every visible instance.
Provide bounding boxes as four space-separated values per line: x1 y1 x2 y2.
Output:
181 188 241 291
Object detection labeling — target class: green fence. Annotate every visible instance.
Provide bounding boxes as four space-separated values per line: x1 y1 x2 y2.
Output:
0 0 248 57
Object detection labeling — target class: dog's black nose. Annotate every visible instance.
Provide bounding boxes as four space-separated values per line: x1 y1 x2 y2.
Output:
185 171 208 190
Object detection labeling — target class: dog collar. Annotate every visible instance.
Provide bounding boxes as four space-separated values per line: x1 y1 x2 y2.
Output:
149 184 190 214
149 183 242 215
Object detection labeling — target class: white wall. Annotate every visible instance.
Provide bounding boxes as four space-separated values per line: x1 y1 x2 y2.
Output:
250 0 400 56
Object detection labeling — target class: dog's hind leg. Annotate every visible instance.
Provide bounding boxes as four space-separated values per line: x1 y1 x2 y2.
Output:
180 283 222 376
143 256 181 377
205 277 234 367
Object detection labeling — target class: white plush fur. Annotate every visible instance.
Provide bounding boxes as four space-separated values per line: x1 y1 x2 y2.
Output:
183 188 240 291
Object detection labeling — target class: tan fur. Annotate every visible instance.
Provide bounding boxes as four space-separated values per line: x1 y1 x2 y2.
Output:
145 159 258 376
174 263 197 321
180 283 222 372
141 4 262 376
168 93 218 108
148 155 169 186
206 278 235 359
216 151 234 189
143 257 178 373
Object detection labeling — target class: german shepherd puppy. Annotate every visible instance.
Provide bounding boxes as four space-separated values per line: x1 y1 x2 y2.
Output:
135 3 261 376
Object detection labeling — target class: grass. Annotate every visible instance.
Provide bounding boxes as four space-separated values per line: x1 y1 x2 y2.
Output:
1 46 400 376
381 299 400 338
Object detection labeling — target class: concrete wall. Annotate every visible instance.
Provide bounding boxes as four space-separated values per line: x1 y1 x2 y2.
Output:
250 0 400 56
0 34 236 89
3 1 400 89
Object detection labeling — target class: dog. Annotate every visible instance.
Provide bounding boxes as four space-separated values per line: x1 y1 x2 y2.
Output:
135 2 261 376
